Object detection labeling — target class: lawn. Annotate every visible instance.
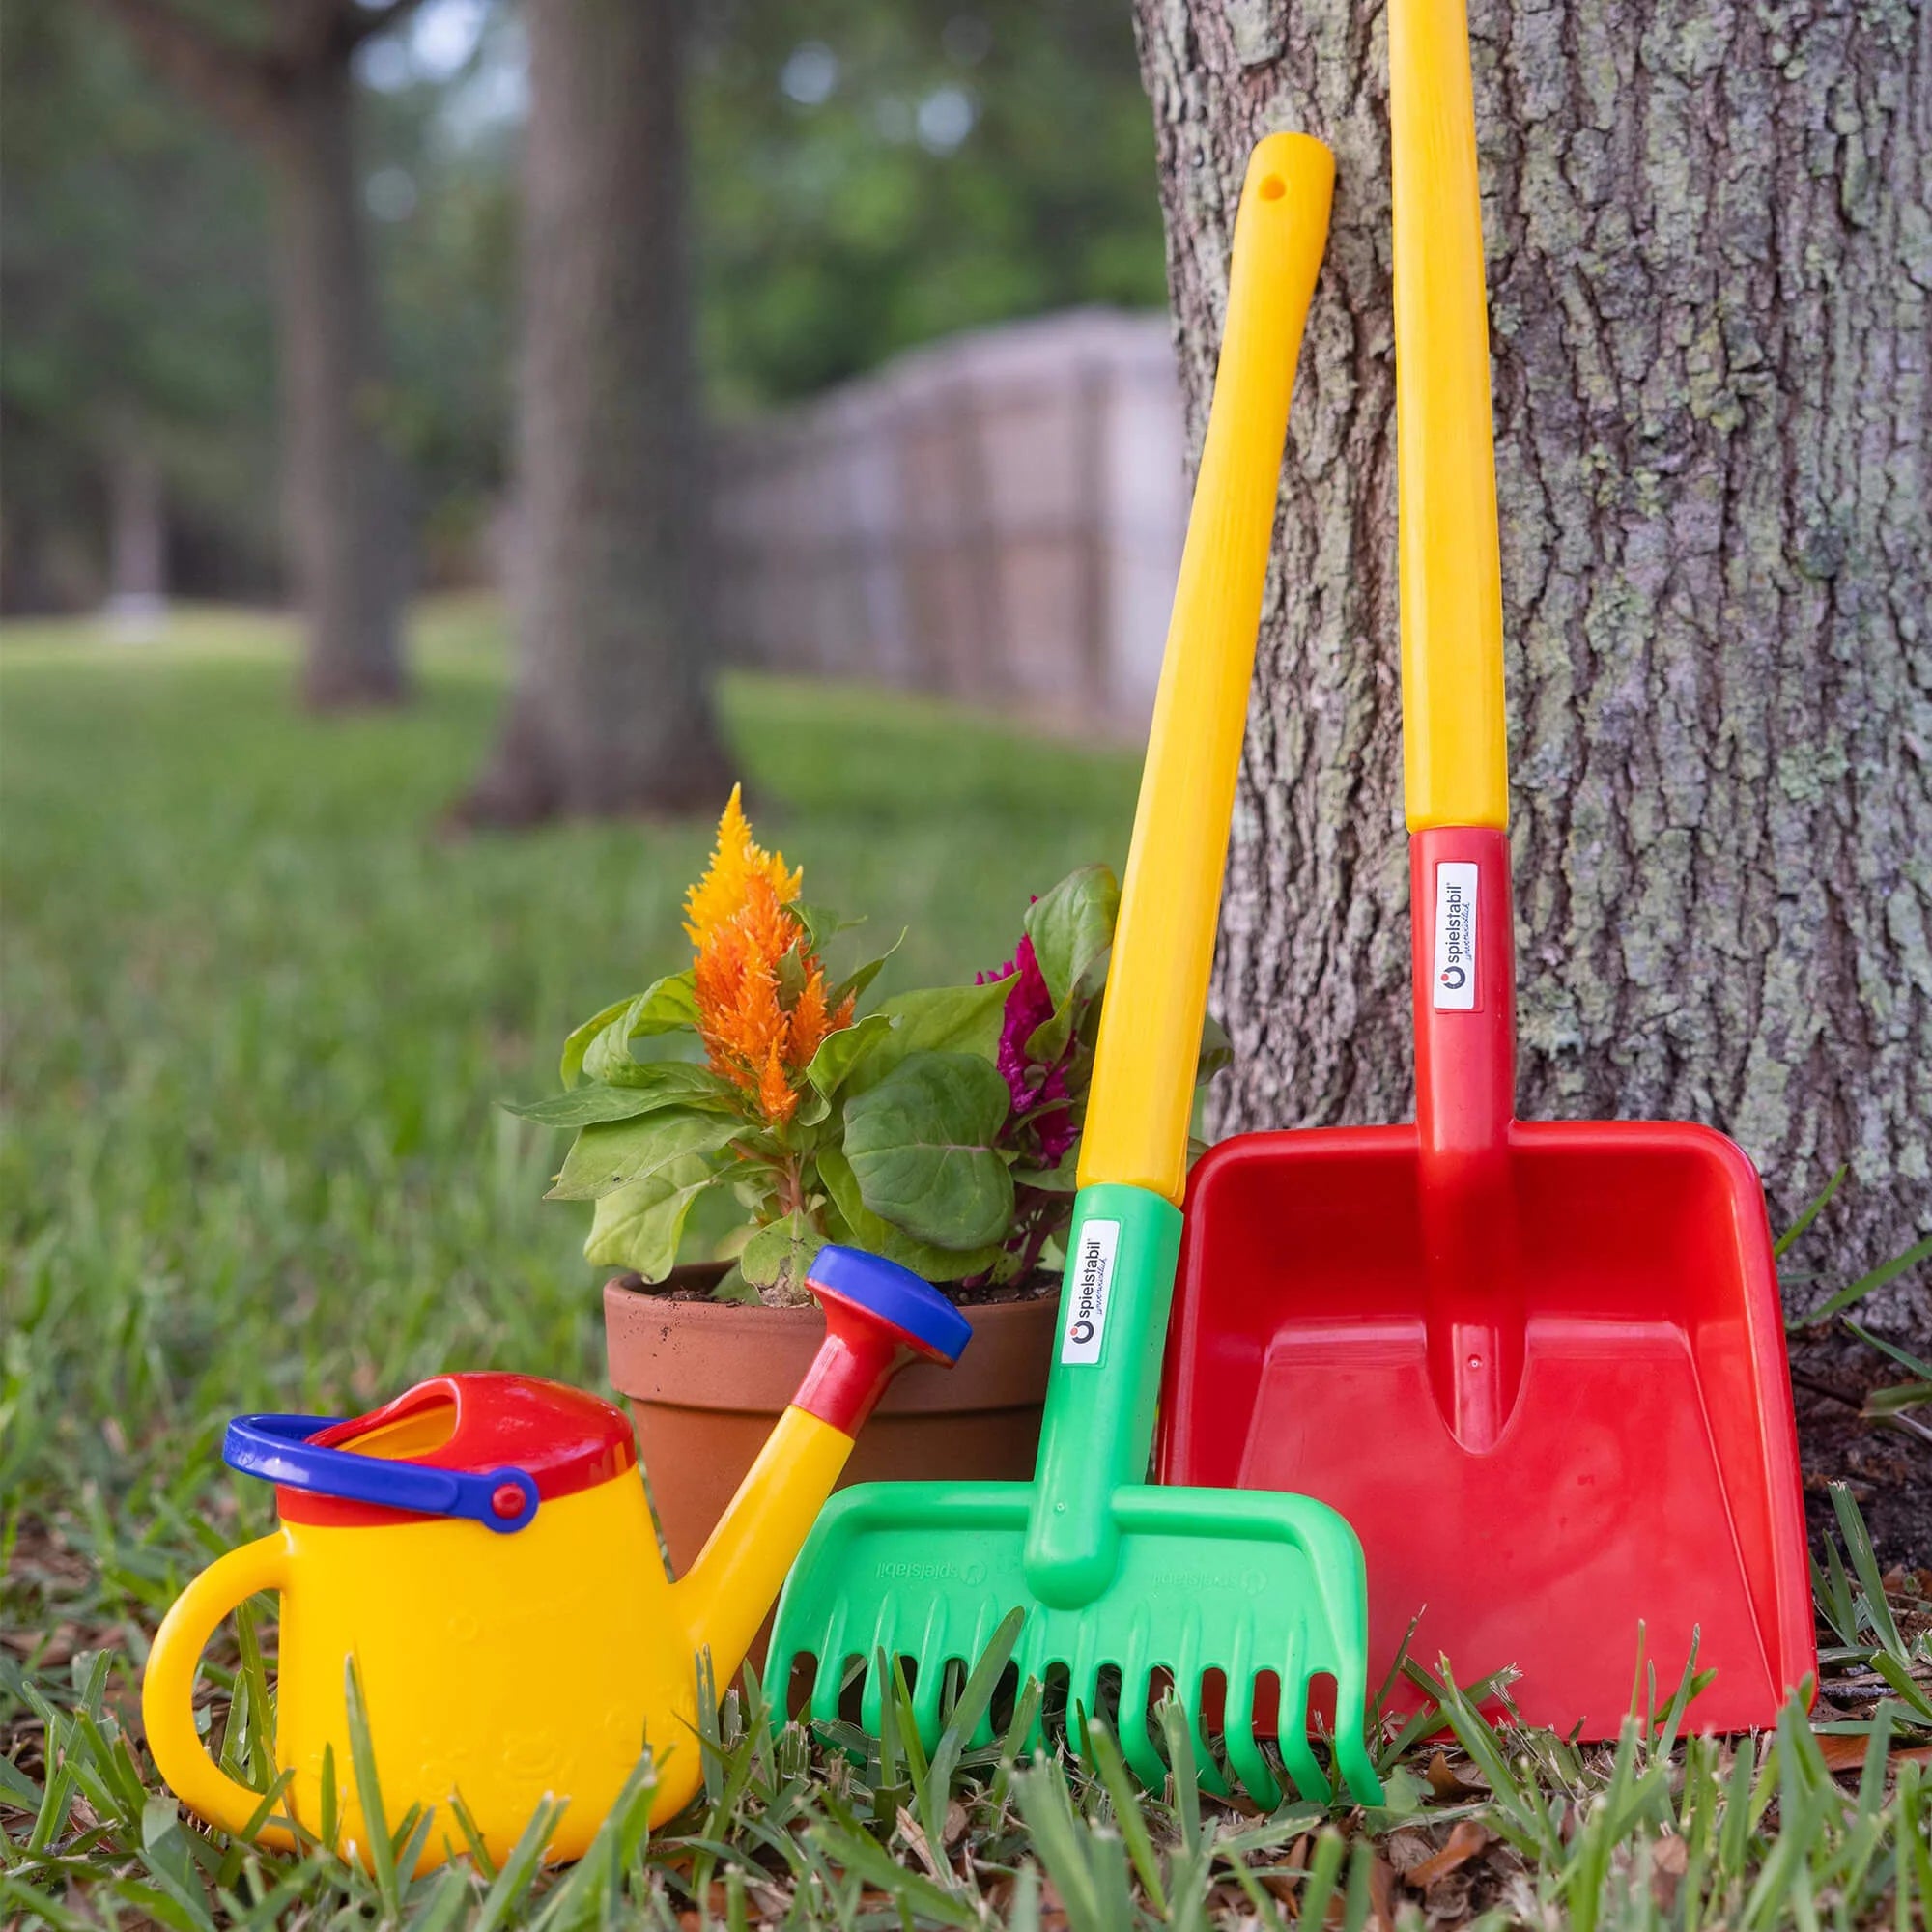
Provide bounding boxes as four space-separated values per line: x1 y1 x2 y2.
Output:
4 606 1930 1928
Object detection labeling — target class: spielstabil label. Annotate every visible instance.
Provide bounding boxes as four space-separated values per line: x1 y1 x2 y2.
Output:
1060 1218 1119 1364
1433 862 1479 1010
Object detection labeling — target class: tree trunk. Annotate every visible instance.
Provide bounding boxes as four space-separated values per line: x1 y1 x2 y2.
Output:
460 0 730 824
104 442 167 639
1133 0 1930 1327
86 0 412 707
268 60 408 707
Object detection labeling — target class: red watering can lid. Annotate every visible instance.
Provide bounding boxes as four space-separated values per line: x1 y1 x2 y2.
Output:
242 1373 636 1530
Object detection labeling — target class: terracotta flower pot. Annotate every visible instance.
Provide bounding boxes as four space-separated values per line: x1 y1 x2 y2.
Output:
604 1268 1057 1667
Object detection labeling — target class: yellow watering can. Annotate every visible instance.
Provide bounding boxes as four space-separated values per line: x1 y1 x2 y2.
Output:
143 1247 969 1869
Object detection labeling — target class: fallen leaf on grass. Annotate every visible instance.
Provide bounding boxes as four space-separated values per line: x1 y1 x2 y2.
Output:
1425 1748 1487 1798
1813 1730 1932 1773
1651 1832 1690 1911
1382 1827 1436 1875
895 1804 945 1882
1403 1819 1491 1890
1368 1853 1399 1932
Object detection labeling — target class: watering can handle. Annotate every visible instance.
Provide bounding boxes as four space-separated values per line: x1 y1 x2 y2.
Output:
143 1533 299 1849
1077 131 1334 1206
1392 0 1508 832
223 1413 541 1532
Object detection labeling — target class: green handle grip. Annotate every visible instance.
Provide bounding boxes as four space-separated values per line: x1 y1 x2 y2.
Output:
1024 1183 1182 1607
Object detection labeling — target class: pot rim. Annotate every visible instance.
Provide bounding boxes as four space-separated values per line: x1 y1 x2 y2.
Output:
603 1274 1058 1415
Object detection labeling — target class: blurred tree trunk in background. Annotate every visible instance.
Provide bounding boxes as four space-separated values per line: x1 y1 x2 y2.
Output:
104 443 166 639
1133 0 1930 1325
459 0 730 824
89 0 409 706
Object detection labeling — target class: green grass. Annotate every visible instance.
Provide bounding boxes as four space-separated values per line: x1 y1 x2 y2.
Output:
0 600 1140 1502
5 606 1931 1927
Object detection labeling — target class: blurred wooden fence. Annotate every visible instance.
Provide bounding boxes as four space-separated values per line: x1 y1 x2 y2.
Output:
711 308 1187 734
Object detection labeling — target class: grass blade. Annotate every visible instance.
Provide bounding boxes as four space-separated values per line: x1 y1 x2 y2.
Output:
1828 1485 1906 1661
1084 1720 1166 1913
343 1657 398 1913
1795 1234 1932 1328
1775 1165 1845 1259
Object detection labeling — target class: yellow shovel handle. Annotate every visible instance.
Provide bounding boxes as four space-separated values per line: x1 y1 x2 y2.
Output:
1392 0 1509 830
1077 133 1333 1203
142 1533 298 1849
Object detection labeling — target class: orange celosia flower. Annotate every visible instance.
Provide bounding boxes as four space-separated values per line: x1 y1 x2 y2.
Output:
684 784 803 946
757 1042 797 1125
693 872 855 1127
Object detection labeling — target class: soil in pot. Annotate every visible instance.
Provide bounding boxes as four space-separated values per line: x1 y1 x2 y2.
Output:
605 1266 1059 1667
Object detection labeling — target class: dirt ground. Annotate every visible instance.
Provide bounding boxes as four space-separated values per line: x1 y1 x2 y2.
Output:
1788 1327 1932 1568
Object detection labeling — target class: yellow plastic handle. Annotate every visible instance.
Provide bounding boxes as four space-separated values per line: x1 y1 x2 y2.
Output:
142 1533 298 1849
1077 132 1334 1203
1391 0 1509 830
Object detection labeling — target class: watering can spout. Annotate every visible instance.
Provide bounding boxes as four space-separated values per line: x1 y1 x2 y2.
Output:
672 1249 971 1689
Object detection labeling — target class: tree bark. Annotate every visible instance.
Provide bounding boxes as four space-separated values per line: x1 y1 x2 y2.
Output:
267 56 408 706
459 0 730 824
88 0 410 707
1133 0 1931 1326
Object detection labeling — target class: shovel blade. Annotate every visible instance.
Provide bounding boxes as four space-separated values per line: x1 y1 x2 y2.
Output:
1160 1117 1815 1734
769 1479 1381 1804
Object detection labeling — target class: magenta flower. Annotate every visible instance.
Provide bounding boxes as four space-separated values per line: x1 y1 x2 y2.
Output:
978 933 1077 1165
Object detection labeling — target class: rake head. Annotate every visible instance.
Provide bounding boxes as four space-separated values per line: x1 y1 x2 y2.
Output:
768 1479 1381 1806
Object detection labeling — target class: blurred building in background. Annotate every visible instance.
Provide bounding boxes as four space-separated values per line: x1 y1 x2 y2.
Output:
715 308 1184 733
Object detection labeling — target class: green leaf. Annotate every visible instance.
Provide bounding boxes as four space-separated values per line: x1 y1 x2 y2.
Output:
832 927 906 1009
549 1106 749 1201
559 996 631 1088
583 1155 722 1281
1012 1147 1080 1193
502 1064 741 1129
790 901 859 952
844 979 1013 1095
842 1051 1014 1250
740 1214 826 1300
1197 1010 1233 1081
1023 865 1118 1010
1021 866 1119 1063
805 1010 896 1101
575 973 700 1085
818 1145 1004 1282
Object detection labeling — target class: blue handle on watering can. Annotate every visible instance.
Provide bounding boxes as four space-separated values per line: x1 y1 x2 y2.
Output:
223 1412 540 1533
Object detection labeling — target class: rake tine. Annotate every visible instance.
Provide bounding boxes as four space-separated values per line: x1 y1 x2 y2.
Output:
1159 1629 1224 1800
859 1649 888 1739
1274 1661 1331 1804
957 1605 1006 1749
1116 1622 1166 1792
911 1649 948 1746
1326 1651 1379 1804
805 1646 846 1731
1118 1667 1164 1790
1186 1682 1231 1800
1222 1660 1280 1810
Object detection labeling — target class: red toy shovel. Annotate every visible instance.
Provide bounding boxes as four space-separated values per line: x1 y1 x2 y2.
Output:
1154 0 1814 1734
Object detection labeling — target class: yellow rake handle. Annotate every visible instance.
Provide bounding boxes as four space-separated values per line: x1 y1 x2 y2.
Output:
1392 0 1509 831
1077 132 1333 1204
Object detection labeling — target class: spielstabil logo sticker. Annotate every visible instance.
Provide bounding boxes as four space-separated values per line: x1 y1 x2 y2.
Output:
1060 1218 1119 1364
1433 862 1478 1010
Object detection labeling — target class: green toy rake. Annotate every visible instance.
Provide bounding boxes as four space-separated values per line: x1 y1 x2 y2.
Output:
769 135 1380 1807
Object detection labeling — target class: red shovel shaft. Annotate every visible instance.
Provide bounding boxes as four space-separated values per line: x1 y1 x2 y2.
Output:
1411 825 1521 1448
